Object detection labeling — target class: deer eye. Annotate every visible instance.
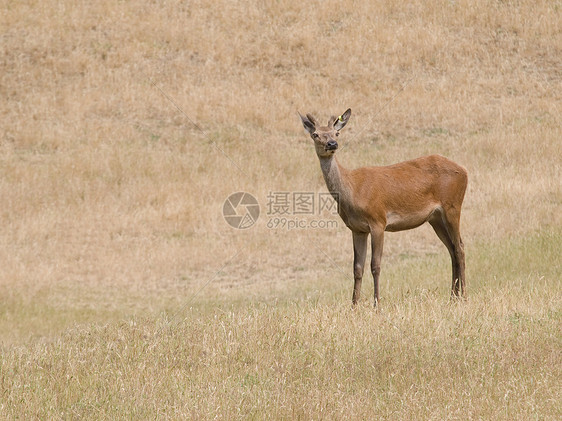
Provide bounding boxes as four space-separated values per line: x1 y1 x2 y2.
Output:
312 133 319 139
335 132 340 137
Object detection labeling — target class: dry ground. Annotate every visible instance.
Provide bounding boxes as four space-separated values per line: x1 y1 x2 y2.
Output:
1 0 561 419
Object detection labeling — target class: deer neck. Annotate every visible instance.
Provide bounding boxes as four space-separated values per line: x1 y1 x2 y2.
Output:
319 155 352 204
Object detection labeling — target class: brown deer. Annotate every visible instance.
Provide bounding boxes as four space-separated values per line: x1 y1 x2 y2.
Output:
299 108 468 307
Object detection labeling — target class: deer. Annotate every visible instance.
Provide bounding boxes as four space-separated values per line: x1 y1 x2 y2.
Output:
299 108 468 307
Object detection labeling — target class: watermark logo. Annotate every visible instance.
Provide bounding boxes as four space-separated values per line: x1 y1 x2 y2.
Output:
223 191 339 230
223 192 260 229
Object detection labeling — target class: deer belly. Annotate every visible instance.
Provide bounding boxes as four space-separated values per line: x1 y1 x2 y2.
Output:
385 209 434 232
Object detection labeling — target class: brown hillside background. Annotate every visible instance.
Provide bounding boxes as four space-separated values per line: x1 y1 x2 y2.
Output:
1 0 561 418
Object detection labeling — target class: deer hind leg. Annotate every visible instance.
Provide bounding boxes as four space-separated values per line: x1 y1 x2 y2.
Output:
430 208 466 298
370 225 385 308
352 232 369 305
429 216 458 296
444 208 466 298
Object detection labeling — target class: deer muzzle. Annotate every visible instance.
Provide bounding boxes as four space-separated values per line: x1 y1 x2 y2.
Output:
325 140 338 151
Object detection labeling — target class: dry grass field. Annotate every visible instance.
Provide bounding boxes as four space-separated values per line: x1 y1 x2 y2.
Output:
1 0 561 418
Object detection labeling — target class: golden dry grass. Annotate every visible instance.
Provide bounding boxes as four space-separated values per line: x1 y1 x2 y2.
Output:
1 0 561 418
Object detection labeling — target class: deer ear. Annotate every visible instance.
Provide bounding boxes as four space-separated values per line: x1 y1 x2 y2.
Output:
299 112 316 135
333 108 351 131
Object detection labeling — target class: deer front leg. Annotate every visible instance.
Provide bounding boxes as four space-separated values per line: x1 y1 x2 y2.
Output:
370 225 385 308
352 232 369 305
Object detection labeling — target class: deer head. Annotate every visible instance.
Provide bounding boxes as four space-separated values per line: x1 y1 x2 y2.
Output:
299 108 351 158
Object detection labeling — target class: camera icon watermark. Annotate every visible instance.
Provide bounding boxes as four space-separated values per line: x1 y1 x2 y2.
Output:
222 192 260 229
